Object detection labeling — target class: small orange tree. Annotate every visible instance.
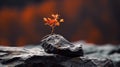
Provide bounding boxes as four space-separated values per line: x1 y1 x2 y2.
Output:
43 14 64 34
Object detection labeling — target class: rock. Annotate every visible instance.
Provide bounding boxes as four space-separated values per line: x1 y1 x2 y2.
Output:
73 41 120 67
0 46 114 67
0 34 117 67
41 34 83 57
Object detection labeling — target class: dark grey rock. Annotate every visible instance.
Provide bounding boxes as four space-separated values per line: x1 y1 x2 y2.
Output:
73 41 120 67
0 34 117 67
41 34 83 57
0 46 114 67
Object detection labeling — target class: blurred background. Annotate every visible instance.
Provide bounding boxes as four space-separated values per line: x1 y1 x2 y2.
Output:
0 0 120 46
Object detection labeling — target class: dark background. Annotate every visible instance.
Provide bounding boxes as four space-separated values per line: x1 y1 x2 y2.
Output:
0 0 120 46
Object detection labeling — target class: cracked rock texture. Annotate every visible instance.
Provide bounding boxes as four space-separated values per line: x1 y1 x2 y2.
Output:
0 34 119 67
0 46 114 67
40 34 83 57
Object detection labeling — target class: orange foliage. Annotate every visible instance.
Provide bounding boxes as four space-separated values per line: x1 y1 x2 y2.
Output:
43 14 64 34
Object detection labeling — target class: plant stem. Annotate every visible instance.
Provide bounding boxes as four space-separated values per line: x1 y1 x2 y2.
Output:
51 26 55 34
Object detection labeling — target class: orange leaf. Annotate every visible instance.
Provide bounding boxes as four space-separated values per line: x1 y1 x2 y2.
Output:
55 22 60 26
60 19 64 22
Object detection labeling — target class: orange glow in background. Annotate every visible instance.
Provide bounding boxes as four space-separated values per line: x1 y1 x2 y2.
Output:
0 0 119 46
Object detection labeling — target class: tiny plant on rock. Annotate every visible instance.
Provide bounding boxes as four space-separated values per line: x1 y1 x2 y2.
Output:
43 14 64 34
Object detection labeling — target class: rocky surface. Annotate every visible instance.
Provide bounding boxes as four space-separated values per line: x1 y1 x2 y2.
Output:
0 45 114 67
41 34 83 57
0 34 119 67
73 41 120 67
